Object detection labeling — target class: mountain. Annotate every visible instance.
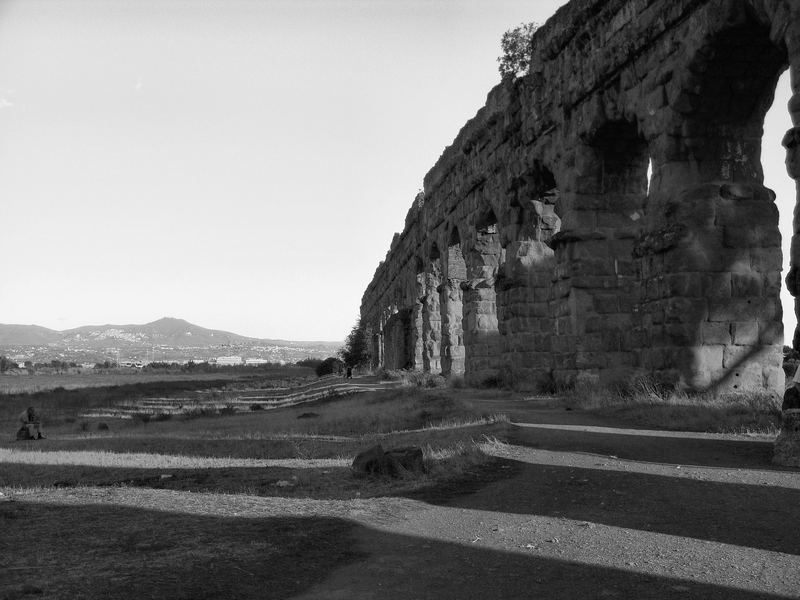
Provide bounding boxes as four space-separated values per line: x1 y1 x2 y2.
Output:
0 323 63 346
0 318 342 363
62 317 259 347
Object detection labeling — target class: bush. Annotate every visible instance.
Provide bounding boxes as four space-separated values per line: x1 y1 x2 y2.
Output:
316 357 343 377
296 358 323 370
219 403 237 416
249 403 264 411
449 375 466 389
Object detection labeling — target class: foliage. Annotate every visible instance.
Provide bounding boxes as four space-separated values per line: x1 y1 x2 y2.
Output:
339 320 371 368
315 356 343 377
296 358 323 370
561 377 782 434
0 355 18 372
497 21 540 78
379 369 447 388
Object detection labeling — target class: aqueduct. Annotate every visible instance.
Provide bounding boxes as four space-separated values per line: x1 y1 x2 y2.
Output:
360 0 800 395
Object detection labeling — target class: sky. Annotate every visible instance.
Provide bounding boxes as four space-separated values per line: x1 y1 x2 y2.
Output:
0 0 795 344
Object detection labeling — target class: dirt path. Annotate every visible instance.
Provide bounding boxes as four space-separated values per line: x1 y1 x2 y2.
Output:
4 405 799 599
293 403 800 599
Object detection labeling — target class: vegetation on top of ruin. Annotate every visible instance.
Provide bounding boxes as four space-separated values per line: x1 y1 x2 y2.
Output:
497 21 539 78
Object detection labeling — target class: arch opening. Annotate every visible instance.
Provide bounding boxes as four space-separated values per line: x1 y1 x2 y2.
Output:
642 13 789 392
497 162 562 389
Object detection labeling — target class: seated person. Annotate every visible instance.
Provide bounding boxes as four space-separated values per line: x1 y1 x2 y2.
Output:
17 406 44 440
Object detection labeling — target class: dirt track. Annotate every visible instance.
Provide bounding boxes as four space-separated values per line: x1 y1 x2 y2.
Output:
287 402 800 599
4 400 799 599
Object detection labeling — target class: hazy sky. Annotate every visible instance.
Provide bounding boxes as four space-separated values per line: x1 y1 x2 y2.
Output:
0 1 795 343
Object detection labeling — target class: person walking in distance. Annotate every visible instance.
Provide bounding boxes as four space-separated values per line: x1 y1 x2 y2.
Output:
17 406 44 440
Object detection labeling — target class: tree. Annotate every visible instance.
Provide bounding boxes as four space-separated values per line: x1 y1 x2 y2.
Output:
339 321 371 369
296 357 323 370
497 22 540 78
316 356 343 377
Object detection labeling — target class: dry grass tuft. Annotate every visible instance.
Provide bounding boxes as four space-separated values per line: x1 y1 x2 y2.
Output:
562 377 782 434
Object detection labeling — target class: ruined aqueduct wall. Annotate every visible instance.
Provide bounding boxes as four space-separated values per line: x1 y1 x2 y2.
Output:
360 0 800 393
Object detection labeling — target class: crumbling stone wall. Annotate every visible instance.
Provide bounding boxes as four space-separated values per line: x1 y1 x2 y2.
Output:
361 0 800 394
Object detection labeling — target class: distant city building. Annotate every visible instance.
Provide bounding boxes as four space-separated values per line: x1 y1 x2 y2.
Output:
245 358 270 366
215 355 243 366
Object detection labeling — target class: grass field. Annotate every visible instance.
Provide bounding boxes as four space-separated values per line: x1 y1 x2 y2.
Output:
0 365 315 395
0 371 788 599
561 379 783 434
0 377 515 598
1 381 512 499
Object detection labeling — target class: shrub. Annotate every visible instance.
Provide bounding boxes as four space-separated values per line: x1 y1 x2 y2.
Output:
316 357 343 377
97 422 109 431
219 403 237 416
133 412 151 424
249 403 264 411
449 375 466 389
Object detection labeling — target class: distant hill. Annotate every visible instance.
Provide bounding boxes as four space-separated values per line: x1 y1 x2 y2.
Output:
0 323 63 346
61 317 260 347
0 317 342 363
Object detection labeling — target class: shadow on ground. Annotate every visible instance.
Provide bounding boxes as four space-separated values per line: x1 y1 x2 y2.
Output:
508 424 778 470
406 456 800 556
0 499 788 600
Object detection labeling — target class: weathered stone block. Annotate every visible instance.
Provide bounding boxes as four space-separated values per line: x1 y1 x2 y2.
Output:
750 247 782 272
758 321 783 346
731 322 759 346
700 321 731 345
702 273 732 298
664 323 697 346
593 294 620 314
664 297 708 324
723 225 781 249
709 298 778 323
731 273 763 297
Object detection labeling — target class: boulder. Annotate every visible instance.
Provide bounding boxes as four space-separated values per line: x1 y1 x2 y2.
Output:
352 444 392 477
385 446 426 474
352 444 426 478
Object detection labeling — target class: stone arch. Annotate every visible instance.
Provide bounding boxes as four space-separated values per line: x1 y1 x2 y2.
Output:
505 161 561 246
382 298 408 371
549 118 651 386
497 160 562 388
441 226 467 376
636 9 789 391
